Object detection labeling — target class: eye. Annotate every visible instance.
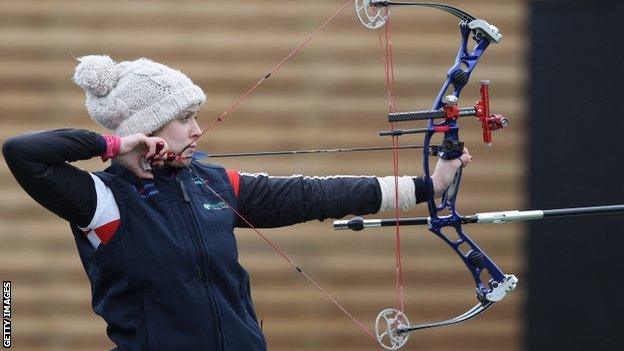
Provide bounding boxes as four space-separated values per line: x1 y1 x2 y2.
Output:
179 111 198 123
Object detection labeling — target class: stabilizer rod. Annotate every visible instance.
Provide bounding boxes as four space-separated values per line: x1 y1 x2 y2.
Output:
333 204 624 231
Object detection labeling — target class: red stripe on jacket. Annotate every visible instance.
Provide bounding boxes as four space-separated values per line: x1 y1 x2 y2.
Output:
226 169 240 197
94 219 120 245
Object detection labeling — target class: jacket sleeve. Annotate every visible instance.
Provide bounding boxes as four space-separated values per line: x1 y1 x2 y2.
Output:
234 173 382 228
2 128 107 227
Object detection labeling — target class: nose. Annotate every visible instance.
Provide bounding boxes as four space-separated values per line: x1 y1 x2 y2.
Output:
189 118 202 139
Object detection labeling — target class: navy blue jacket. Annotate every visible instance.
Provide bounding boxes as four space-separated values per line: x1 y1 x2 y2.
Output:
72 163 267 351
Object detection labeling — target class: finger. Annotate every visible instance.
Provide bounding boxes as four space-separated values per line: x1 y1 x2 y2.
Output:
153 140 165 155
160 143 169 156
166 151 178 161
132 168 154 179
144 139 157 159
156 140 169 157
119 134 141 154
458 153 472 168
132 163 154 179
139 171 154 180
461 147 472 162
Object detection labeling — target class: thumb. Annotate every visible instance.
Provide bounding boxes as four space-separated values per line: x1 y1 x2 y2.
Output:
458 151 472 168
129 163 154 179
125 153 154 179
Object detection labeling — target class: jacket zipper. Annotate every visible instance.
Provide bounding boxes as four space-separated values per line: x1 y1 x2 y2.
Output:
177 178 207 280
177 175 226 350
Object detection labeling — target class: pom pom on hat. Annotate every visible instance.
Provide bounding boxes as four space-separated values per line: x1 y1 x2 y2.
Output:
73 55 118 97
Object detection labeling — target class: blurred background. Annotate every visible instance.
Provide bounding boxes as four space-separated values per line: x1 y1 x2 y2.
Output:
0 1 621 350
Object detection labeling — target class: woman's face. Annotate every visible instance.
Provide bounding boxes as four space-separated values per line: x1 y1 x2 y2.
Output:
154 104 202 167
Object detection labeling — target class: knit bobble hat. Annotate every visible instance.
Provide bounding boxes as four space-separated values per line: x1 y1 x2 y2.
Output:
73 55 205 136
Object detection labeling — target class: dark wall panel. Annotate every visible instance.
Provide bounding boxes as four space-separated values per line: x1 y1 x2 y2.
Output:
527 1 624 351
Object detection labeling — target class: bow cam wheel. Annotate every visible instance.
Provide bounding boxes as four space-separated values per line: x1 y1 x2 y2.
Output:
375 308 410 350
355 0 389 29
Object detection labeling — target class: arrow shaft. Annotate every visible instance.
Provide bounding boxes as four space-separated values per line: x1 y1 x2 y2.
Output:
206 144 428 158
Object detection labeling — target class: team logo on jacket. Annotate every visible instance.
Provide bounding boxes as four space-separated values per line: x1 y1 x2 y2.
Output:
132 183 159 199
203 201 229 211
191 176 205 186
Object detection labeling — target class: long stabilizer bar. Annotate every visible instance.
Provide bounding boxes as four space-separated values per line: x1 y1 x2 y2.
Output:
333 204 624 231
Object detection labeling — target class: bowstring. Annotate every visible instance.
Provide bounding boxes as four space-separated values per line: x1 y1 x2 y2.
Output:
378 9 405 313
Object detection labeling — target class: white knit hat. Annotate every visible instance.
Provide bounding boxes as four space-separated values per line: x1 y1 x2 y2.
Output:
73 55 205 136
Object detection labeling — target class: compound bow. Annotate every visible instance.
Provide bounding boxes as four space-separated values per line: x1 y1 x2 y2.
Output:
352 1 516 349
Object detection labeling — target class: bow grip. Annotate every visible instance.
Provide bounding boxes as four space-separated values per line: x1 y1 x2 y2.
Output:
439 137 464 160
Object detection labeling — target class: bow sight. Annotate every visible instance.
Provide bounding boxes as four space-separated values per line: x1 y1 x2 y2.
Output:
380 81 510 147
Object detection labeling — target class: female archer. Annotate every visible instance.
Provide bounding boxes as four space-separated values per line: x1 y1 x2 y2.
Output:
2 55 470 351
